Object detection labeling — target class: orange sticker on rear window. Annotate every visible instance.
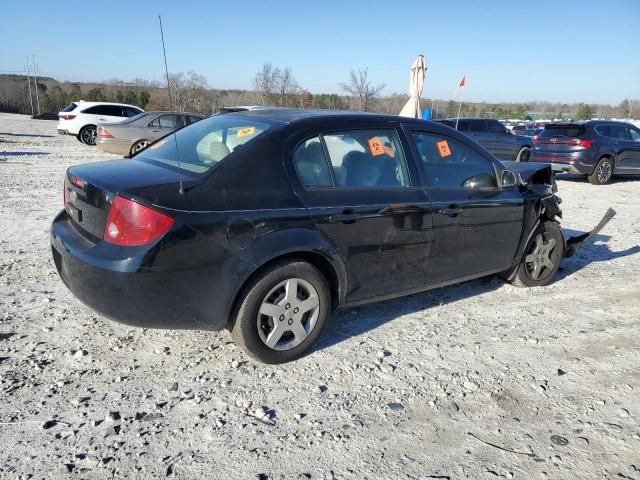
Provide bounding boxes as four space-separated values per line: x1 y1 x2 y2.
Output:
436 140 452 157
236 127 256 138
368 137 385 156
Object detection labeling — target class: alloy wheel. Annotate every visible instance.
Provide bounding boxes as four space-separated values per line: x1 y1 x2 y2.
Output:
597 161 612 183
82 127 96 145
256 278 320 351
134 140 150 153
524 233 558 281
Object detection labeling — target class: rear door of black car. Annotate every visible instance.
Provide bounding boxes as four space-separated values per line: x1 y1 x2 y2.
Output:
285 122 433 301
407 126 524 285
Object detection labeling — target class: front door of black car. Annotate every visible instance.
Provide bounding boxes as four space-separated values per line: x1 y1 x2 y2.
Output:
288 127 433 301
409 129 524 285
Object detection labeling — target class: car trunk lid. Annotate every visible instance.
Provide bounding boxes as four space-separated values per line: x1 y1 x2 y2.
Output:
64 159 197 240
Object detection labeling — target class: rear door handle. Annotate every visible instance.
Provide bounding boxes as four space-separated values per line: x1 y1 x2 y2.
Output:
437 207 463 216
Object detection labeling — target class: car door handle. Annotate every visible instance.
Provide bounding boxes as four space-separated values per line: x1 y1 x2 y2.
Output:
328 210 360 224
437 207 463 216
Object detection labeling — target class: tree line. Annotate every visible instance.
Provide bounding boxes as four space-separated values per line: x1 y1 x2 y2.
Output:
0 69 637 121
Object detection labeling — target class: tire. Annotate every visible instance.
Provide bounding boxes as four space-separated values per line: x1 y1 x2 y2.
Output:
130 139 151 156
588 157 614 185
510 221 564 288
516 146 531 162
231 260 330 364
75 134 83 143
79 125 97 146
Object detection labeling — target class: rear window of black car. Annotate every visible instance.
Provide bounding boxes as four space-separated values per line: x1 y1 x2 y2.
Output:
134 115 273 175
539 125 586 138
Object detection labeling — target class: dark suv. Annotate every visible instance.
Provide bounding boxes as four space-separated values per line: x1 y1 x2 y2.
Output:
436 118 533 162
531 121 640 184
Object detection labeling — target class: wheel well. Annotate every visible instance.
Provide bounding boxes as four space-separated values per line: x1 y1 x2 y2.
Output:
226 251 341 330
593 154 615 172
81 124 96 131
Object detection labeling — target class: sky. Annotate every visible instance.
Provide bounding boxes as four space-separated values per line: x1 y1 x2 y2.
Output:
1 0 639 105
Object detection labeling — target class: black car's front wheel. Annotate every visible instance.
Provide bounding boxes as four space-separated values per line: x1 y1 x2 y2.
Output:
231 260 330 364
511 221 564 287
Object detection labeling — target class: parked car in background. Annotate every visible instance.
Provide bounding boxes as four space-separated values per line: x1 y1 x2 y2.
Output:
522 127 544 139
97 111 205 156
437 118 533 161
531 120 640 184
51 109 613 363
57 101 144 145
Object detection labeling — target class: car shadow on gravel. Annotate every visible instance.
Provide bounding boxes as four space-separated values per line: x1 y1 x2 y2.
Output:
556 174 639 184
0 151 49 157
558 229 640 281
0 132 55 138
314 230 639 352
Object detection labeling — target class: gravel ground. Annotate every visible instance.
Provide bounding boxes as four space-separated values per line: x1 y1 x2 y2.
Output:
0 113 639 480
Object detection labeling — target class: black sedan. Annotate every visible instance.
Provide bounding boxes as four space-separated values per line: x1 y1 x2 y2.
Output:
51 110 613 363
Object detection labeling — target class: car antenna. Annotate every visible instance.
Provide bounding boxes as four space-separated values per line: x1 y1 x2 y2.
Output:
158 14 185 195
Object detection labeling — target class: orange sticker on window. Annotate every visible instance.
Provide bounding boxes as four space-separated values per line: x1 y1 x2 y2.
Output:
436 140 452 157
368 137 385 156
236 127 256 138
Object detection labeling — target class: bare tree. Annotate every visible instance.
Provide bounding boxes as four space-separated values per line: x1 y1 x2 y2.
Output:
277 67 299 106
253 63 280 105
340 69 385 112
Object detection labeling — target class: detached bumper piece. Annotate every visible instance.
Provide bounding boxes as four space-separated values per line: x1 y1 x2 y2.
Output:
565 208 616 257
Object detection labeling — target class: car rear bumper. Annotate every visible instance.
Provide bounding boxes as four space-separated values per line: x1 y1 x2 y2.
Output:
530 156 592 174
96 138 131 156
50 209 245 331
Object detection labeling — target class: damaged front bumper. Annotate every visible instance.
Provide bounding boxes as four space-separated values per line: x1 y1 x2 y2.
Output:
564 208 616 257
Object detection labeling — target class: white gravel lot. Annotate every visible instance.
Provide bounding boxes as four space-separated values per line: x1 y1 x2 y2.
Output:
0 112 639 480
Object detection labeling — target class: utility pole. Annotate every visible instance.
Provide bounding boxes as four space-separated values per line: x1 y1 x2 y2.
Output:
32 55 41 115
25 57 34 116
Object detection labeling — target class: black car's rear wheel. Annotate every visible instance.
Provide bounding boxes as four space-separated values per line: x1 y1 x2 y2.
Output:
80 125 97 145
231 260 330 363
588 157 614 185
516 146 531 162
511 221 564 287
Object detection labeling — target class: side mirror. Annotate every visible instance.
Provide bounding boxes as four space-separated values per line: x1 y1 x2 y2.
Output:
501 169 520 188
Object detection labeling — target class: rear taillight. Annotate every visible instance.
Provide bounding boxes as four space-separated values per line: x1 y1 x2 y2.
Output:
104 195 174 246
98 127 114 139
60 114 76 120
572 139 594 149
534 138 594 149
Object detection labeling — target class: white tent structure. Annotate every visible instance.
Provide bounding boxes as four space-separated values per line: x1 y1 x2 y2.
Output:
399 55 427 118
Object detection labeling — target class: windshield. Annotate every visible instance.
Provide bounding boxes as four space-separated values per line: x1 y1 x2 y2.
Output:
134 115 274 175
539 125 586 139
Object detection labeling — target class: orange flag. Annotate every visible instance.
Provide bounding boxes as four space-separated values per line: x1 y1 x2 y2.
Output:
459 75 466 87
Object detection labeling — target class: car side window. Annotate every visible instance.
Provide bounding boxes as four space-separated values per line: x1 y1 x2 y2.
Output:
629 127 640 141
487 120 506 134
412 132 498 189
98 105 124 117
323 130 409 188
188 115 203 124
126 107 141 117
82 106 99 114
468 119 488 133
149 115 176 128
293 137 333 187
611 125 631 140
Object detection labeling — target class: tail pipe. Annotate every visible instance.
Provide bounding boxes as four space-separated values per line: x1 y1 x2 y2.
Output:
565 208 616 257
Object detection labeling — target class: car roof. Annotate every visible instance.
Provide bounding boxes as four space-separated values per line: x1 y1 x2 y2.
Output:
75 101 143 109
230 108 433 126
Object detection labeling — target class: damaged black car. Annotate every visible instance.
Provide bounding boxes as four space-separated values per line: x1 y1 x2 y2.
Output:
51 110 614 363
